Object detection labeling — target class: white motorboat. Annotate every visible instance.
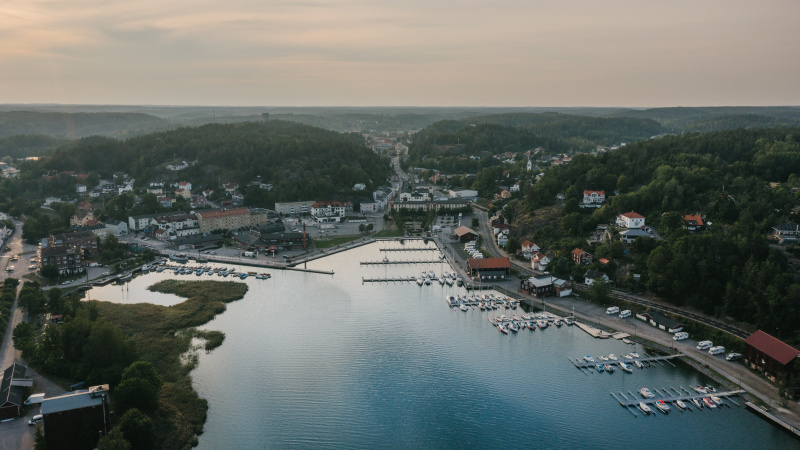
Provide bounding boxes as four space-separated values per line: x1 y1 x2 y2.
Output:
711 396 723 405
634 361 643 369
417 278 424 286
676 400 687 410
639 387 655 398
508 322 520 332
608 354 617 361
584 355 595 362
498 323 508 334
638 403 652 415
692 398 703 409
424 278 431 285
629 352 639 358
619 362 633 373
654 400 671 414
460 304 468 312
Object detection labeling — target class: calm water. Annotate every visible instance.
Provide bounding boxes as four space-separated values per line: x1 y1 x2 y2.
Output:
89 242 798 449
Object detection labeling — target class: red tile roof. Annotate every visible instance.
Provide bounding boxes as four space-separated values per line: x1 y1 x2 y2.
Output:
572 248 585 256
745 330 800 365
583 190 605 195
467 257 511 270
684 214 704 226
620 211 644 219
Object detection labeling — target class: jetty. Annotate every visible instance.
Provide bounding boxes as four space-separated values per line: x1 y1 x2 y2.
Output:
611 386 745 416
570 353 684 370
362 276 418 283
379 248 438 252
574 321 614 339
360 260 443 265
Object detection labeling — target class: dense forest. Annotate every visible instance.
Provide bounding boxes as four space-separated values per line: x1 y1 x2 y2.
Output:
0 134 68 158
0 111 167 139
21 120 390 202
503 126 800 344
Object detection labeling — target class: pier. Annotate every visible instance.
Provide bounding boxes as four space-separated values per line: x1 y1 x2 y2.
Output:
362 276 418 283
574 321 614 339
360 260 443 265
610 386 745 416
379 248 438 252
569 353 684 370
745 402 800 439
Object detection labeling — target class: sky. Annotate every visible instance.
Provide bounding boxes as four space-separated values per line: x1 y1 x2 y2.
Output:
1 0 799 107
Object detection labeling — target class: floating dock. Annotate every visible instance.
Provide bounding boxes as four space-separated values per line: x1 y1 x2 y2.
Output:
362 276 418 283
574 321 614 339
570 353 683 370
379 248 438 252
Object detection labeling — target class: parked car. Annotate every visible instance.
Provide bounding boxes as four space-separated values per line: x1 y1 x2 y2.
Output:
28 414 43 426
61 280 71 285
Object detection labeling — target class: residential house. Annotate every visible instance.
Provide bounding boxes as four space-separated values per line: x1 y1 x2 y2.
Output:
520 240 540 258
360 201 381 213
40 246 83 275
177 181 192 191
684 214 705 232
582 190 605 207
0 363 30 420
620 228 652 244
75 185 87 194
584 269 609 285
196 208 271 233
175 188 191 199
158 196 173 208
189 195 208 208
104 219 128 236
772 222 800 242
572 248 593 265
43 197 61 206
353 183 366 191
202 189 214 198
497 232 508 247
70 213 94 227
509 181 520 193
530 252 550 271
616 211 645 229
166 160 189 171
500 189 511 199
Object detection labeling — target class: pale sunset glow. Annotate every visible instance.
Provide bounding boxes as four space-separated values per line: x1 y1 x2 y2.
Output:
1 0 798 106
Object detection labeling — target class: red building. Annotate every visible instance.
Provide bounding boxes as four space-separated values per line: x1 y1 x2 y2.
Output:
744 330 800 382
466 257 510 280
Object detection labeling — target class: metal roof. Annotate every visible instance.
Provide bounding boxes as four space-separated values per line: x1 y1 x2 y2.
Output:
745 330 800 366
0 363 27 407
41 389 107 415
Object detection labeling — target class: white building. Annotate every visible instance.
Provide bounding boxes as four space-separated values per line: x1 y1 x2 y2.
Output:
360 201 382 213
582 190 605 205
353 183 366 191
311 201 350 223
616 211 645 229
104 220 129 236
275 200 316 216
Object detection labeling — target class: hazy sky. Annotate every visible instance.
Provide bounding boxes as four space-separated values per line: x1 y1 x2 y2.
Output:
1 0 798 107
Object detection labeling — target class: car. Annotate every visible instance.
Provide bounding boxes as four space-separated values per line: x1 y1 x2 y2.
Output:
28 265 37 270
11 255 18 261
102 272 110 276
6 266 14 272
142 237 149 241
28 414 43 426
61 280 71 285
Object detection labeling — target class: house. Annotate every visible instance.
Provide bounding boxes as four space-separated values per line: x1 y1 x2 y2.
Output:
684 214 705 232
41 385 111 450
202 189 214 198
43 197 61 206
223 183 238 193
744 330 800 382
584 269 609 285
520 275 557 297
572 248 593 265
530 252 550 271
636 310 684 333
620 228 652 244
177 181 192 191
70 213 94 227
158 196 174 208
77 201 96 213
0 363 30 420
353 183 366 191
75 185 87 194
47 230 99 255
467 257 511 280
497 232 508 247
582 190 605 206
166 160 189 171
492 223 510 235
553 279 573 297
231 191 245 205
453 226 479 242
509 182 520 193
520 240 540 256
772 222 800 242
500 189 511 199
616 211 645 229
189 195 208 208
175 188 191 199
104 219 128 236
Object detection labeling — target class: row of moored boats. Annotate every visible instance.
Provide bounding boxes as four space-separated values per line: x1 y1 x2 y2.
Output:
418 270 463 286
636 385 725 415
446 294 518 312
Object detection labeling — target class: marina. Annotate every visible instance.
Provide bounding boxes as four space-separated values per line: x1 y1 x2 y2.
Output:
360 260 444 265
569 353 684 371
611 386 745 417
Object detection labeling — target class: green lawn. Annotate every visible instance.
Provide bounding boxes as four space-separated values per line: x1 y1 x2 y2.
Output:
313 235 362 249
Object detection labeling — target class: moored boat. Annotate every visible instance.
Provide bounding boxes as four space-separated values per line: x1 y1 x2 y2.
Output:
608 354 617 361
619 362 633 373
604 364 615 373
654 400 671 414
638 402 652 415
584 355 595 362
676 400 687 410
595 364 604 372
639 387 655 398
703 397 717 408
460 304 468 312
692 398 703 409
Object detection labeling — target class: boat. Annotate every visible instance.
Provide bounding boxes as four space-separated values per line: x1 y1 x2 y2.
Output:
622 338 633 344
555 320 563 327
654 400 671 414
703 397 717 408
508 322 520 332
711 396 723 405
584 355 595 363
445 278 454 286
694 386 708 394
256 273 271 279
639 387 655 398
439 276 445 285
676 400 687 410
638 403 652 415
608 354 617 361
564 317 574 326
705 385 717 393
169 253 189 263
629 352 639 358
446 296 457 307
428 270 435 278
498 324 508 334
460 304 468 312
619 362 633 373
598 356 608 361
424 278 431 285
141 264 151 272
417 278 424 286
692 398 703 409
604 364 615 373
642 361 651 368
595 364 604 372
239 273 248 279
528 321 536 330
634 361 643 369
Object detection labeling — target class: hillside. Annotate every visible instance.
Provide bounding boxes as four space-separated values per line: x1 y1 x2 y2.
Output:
35 120 390 201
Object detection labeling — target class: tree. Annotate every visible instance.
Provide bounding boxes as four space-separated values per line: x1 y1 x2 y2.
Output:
98 428 132 450
471 218 479 229
12 322 36 360
47 288 65 314
588 279 612 304
121 361 162 390
114 377 159 415
358 224 366 233
40 264 59 279
119 409 154 450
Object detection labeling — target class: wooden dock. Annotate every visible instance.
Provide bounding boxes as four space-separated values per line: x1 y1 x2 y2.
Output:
569 353 684 370
574 321 614 339
379 248 438 252
360 260 443 265
362 277 418 283
746 402 800 439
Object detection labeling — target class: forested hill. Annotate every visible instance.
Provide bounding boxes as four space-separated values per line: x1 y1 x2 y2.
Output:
608 106 800 132
35 120 390 200
0 111 167 139
406 113 663 172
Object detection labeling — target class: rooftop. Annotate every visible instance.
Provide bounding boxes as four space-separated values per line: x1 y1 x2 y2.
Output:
41 385 109 415
197 208 250 219
620 211 644 219
745 330 800 365
467 257 511 270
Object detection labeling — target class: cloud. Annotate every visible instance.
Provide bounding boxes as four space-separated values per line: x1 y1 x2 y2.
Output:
0 0 798 105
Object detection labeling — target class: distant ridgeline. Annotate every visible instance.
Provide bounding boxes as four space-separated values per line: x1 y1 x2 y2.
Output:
34 120 390 200
0 111 167 139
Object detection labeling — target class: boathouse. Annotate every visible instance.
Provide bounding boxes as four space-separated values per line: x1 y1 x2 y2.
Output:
636 310 684 333
744 330 800 382
0 363 30 420
520 275 557 297
467 257 510 280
